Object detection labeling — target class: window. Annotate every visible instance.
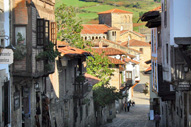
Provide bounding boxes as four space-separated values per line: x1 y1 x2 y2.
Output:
166 44 168 64
37 19 45 46
37 19 56 46
189 95 191 115
0 38 4 47
15 26 26 45
140 48 143 53
51 22 57 44
112 31 116 36
164 0 167 27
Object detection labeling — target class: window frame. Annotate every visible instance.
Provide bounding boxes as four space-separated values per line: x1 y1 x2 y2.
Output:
14 25 27 45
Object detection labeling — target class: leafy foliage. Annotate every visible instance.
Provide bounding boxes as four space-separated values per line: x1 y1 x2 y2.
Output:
93 86 122 108
36 41 60 62
86 51 114 87
14 44 26 61
55 4 90 49
17 32 25 42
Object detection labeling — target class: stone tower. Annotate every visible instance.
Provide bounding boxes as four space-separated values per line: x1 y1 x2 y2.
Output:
98 9 133 31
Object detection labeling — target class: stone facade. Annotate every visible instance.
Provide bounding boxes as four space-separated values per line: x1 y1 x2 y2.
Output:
10 0 56 127
129 46 151 71
48 54 96 127
99 13 133 31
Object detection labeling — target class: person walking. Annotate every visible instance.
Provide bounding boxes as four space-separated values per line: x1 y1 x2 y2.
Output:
127 102 130 112
154 112 161 127
124 101 127 112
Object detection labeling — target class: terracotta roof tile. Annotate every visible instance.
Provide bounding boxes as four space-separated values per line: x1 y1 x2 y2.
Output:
132 31 146 37
149 6 161 12
84 73 101 86
98 8 133 14
57 40 69 46
81 24 111 34
120 30 145 37
58 46 90 57
123 58 139 64
121 39 150 47
101 39 142 54
145 66 152 72
92 47 126 56
108 57 125 65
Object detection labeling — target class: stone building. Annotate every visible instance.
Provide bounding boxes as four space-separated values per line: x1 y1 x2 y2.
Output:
142 1 191 126
121 39 151 71
98 9 133 31
81 9 146 43
81 8 150 86
48 45 99 127
10 0 57 127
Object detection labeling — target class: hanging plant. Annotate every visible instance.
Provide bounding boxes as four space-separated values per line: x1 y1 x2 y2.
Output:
75 75 86 84
17 32 25 44
14 43 26 61
35 41 60 61
82 98 90 105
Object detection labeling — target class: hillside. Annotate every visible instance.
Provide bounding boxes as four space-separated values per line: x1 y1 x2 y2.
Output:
55 0 160 31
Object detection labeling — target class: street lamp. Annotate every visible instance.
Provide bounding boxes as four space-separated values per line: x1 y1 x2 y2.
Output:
34 82 40 91
184 65 189 73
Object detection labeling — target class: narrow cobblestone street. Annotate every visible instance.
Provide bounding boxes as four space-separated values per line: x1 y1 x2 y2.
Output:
101 84 155 127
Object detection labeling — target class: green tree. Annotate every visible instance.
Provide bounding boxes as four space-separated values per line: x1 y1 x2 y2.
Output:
86 51 114 87
93 86 122 109
55 4 85 49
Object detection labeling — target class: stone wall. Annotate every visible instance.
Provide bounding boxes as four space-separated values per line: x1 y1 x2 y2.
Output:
120 31 146 42
109 68 120 90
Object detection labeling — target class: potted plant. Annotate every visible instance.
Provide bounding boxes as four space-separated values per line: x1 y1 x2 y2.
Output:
17 32 25 44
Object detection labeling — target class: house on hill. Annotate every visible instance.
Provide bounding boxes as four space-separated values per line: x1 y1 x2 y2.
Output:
81 9 146 43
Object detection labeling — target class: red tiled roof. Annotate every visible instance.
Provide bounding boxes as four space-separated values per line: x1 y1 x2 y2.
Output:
121 39 150 47
126 53 136 58
81 24 111 34
57 40 69 46
84 73 101 85
145 66 152 72
132 31 146 37
108 57 125 65
120 30 145 37
98 8 133 14
120 30 129 35
101 39 142 54
58 46 90 57
92 47 126 56
149 6 161 12
91 41 109 47
123 58 139 64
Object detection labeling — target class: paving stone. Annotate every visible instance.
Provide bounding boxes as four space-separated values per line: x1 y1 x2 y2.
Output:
100 89 155 127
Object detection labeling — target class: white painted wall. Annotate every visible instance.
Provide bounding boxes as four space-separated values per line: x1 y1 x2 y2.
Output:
173 0 191 38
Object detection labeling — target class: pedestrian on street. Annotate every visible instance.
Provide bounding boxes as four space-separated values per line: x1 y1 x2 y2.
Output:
127 102 130 112
124 101 127 112
132 101 135 106
154 112 161 127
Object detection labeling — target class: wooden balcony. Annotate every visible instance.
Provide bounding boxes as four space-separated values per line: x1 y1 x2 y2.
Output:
158 65 175 101
73 81 91 99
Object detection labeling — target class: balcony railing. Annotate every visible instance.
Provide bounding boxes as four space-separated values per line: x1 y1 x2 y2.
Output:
73 81 91 99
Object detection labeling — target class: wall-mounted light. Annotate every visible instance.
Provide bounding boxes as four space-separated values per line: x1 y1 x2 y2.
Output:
61 57 68 67
34 82 40 91
184 65 189 73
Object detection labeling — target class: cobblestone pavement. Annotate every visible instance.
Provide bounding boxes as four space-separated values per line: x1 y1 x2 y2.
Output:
101 85 155 127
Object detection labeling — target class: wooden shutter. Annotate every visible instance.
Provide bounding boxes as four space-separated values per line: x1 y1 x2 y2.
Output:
44 20 50 46
51 22 57 45
37 19 45 46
